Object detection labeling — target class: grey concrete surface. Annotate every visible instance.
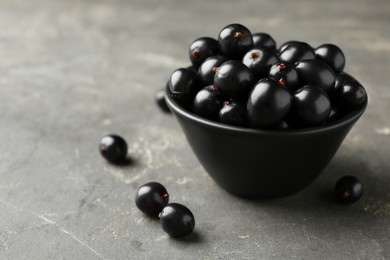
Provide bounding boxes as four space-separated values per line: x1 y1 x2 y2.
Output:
0 0 389 259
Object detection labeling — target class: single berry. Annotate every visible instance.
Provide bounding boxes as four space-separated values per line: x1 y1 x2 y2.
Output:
247 78 292 128
135 182 169 217
155 88 171 113
193 85 223 120
293 85 331 126
315 43 345 74
269 62 299 92
334 73 367 110
214 60 255 98
198 55 227 86
159 203 195 238
99 134 128 163
219 100 247 127
218 24 254 60
242 48 279 80
295 59 336 93
189 37 219 67
335 176 364 204
278 41 315 64
168 68 201 107
252 32 276 49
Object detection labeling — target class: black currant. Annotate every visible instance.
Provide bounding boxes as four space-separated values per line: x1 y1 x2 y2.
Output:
295 59 336 93
219 100 247 127
214 60 255 98
269 62 299 92
135 182 169 217
242 48 279 80
189 37 219 67
218 24 254 60
279 41 315 64
293 85 331 126
335 176 364 204
168 68 201 107
198 55 227 86
252 32 276 49
99 134 128 163
315 43 345 74
160 203 195 238
247 78 292 128
193 85 223 120
334 73 367 110
278 40 300 54
155 88 171 113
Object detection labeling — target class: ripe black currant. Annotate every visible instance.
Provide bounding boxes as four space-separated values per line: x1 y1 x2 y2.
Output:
135 182 169 217
315 43 345 74
242 48 279 80
193 85 223 120
252 32 276 49
295 59 336 93
335 176 364 204
198 55 227 86
269 62 299 92
218 23 254 60
219 100 247 127
334 73 367 110
168 68 201 107
279 41 315 64
189 37 219 67
214 60 255 98
293 85 331 126
99 134 128 163
247 78 292 128
159 203 195 238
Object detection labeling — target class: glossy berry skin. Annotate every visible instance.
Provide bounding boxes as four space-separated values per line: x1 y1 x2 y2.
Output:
168 68 201 107
247 78 292 128
295 59 336 93
219 101 247 127
334 73 367 109
242 48 279 80
189 37 219 67
315 43 345 74
218 24 254 60
198 56 227 86
293 85 331 126
160 203 195 238
269 62 299 92
214 60 255 98
326 104 343 123
155 88 171 113
335 176 364 204
135 182 169 217
99 135 128 163
278 40 301 54
193 85 223 120
279 41 315 64
252 32 276 49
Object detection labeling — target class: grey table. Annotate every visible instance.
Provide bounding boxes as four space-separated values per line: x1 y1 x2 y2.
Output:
0 0 389 259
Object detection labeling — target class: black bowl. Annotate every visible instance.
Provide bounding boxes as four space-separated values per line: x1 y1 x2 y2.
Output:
165 90 367 199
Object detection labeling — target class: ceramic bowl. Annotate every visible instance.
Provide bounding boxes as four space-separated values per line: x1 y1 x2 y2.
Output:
165 89 367 199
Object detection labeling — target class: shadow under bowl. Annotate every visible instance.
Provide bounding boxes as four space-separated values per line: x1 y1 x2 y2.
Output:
165 90 367 199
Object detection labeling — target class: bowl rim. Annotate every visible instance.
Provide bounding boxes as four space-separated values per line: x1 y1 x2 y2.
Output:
165 87 368 136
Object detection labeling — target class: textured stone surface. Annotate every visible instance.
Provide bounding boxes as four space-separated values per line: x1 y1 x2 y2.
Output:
0 0 389 259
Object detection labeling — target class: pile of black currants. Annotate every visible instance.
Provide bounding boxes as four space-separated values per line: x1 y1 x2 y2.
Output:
166 23 367 129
